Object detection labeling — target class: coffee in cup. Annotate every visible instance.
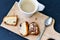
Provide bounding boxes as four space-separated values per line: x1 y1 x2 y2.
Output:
20 0 35 13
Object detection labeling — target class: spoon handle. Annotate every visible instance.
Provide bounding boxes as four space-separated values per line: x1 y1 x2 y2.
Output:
37 27 46 40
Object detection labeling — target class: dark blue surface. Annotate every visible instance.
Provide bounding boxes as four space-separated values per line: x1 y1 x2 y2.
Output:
0 0 60 40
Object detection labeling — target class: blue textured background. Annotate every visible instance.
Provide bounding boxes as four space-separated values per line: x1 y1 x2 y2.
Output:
0 0 60 40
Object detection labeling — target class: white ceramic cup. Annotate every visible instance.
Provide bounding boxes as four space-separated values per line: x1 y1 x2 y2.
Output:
17 0 45 17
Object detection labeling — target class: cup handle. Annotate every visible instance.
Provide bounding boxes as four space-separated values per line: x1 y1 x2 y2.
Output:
37 2 45 11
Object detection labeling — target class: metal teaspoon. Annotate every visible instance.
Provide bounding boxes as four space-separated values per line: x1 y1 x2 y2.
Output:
37 17 53 40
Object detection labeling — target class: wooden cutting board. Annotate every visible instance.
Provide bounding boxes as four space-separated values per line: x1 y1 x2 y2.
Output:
0 2 60 40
